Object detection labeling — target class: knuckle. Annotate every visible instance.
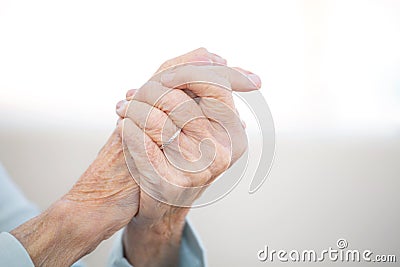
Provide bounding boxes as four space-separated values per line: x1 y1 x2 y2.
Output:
161 89 188 109
195 47 208 54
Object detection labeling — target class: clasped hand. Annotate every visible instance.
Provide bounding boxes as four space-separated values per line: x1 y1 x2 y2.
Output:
12 48 261 267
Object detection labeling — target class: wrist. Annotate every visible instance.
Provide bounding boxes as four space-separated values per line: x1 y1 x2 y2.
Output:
135 193 190 229
122 221 185 267
122 202 190 267
11 199 112 266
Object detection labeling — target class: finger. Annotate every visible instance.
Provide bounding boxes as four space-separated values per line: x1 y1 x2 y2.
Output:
126 89 138 100
133 81 210 136
160 65 235 109
158 65 248 162
121 118 169 181
157 65 250 132
121 118 204 205
156 47 227 74
232 67 262 88
122 99 180 147
120 100 215 183
161 65 261 94
116 99 128 117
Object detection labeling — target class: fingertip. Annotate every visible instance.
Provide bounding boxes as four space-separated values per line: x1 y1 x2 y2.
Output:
116 99 125 110
195 47 209 53
247 74 262 89
231 67 261 90
116 99 129 117
126 89 137 99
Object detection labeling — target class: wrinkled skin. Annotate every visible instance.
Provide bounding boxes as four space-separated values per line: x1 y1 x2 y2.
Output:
64 48 235 228
11 48 261 267
115 50 261 267
117 64 260 207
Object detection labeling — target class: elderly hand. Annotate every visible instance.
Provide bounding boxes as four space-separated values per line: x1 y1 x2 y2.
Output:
10 48 224 267
117 48 261 267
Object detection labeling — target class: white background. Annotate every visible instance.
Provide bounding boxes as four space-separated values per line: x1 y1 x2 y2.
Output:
1 1 400 266
1 0 399 135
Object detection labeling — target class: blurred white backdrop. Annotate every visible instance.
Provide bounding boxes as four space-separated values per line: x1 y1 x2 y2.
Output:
1 0 400 266
1 0 399 134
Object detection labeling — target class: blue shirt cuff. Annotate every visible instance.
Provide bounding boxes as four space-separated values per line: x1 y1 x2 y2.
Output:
0 232 35 267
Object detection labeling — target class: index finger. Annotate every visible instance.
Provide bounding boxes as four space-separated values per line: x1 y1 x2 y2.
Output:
159 65 261 94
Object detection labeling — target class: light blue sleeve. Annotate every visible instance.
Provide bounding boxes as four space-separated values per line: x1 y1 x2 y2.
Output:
0 163 39 267
107 219 206 267
0 232 36 267
0 164 39 233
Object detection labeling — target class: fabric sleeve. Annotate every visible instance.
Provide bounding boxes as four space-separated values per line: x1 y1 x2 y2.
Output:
0 163 39 233
0 232 35 267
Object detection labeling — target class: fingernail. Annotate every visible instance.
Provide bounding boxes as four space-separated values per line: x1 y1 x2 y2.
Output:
116 100 127 114
126 89 137 98
116 100 124 110
248 74 261 88
161 72 176 84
